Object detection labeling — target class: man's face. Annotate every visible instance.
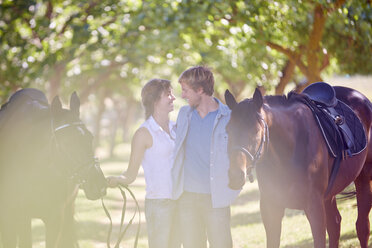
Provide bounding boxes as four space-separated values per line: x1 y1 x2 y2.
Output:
180 82 202 108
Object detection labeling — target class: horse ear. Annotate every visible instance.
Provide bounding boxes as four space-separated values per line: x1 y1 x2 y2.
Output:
51 96 62 114
70 92 80 117
253 88 263 111
225 89 237 110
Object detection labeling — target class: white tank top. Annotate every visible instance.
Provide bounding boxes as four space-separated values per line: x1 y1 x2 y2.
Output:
140 116 176 199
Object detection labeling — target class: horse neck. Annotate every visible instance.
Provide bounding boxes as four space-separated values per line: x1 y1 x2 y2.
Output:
262 103 296 130
261 103 299 163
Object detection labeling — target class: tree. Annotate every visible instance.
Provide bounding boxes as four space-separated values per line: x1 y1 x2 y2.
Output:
1 0 371 152
164 0 371 96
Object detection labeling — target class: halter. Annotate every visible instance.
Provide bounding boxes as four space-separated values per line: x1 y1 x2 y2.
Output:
54 121 85 132
51 120 97 183
232 116 269 181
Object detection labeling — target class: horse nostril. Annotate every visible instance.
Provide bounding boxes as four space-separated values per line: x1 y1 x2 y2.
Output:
228 167 246 190
228 181 243 190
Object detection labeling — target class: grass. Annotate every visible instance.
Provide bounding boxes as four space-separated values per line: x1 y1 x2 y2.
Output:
28 156 371 248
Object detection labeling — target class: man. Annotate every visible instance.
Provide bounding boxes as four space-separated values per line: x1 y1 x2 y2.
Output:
172 66 240 248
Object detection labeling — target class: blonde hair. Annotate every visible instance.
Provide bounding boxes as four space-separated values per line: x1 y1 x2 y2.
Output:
178 66 214 96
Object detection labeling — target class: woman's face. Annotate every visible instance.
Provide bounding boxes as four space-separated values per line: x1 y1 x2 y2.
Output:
154 88 176 114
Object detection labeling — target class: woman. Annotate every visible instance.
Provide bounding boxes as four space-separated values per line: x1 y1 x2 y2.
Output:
107 78 179 248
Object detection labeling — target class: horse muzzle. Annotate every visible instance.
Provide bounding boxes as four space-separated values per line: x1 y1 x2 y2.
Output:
228 167 246 190
80 161 107 200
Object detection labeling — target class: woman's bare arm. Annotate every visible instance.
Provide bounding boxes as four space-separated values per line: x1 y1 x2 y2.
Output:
106 127 152 187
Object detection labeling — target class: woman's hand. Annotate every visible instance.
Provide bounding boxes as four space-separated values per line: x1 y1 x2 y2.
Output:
106 175 126 188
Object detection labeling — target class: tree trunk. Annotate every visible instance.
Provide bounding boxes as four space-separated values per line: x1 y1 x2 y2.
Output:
121 97 140 142
305 4 326 85
80 62 128 104
296 72 323 92
108 100 121 158
275 60 296 95
294 72 323 93
269 1 344 93
48 62 66 101
93 90 108 151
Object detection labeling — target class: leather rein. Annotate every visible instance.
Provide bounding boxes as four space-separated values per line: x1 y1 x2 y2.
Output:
232 116 269 181
101 186 141 248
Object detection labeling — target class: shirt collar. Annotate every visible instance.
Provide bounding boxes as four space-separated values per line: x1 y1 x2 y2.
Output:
148 116 162 133
187 97 230 117
148 116 175 135
214 97 230 116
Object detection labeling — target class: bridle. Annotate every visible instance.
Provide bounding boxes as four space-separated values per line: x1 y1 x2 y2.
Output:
52 120 141 248
51 120 98 184
54 121 85 132
231 115 269 181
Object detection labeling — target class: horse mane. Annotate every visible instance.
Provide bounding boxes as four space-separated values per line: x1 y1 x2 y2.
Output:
263 91 307 106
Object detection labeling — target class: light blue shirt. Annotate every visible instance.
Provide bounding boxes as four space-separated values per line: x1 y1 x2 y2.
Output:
183 109 218 194
172 98 240 208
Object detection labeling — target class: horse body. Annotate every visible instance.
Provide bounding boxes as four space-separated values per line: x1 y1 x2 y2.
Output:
257 101 324 208
225 86 372 248
0 88 107 248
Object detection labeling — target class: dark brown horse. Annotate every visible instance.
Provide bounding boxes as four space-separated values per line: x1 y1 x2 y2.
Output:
225 86 372 248
0 88 107 248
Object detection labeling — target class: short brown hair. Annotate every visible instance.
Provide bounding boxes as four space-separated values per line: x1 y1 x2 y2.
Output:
178 66 214 96
141 79 171 119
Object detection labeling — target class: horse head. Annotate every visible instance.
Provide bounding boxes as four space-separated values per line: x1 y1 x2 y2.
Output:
51 92 107 200
225 88 268 190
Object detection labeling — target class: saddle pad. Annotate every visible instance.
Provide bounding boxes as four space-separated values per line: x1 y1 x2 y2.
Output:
0 88 49 130
334 100 367 155
295 94 367 158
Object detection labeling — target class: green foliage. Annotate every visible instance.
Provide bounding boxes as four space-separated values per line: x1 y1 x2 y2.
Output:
0 0 371 101
327 1 372 74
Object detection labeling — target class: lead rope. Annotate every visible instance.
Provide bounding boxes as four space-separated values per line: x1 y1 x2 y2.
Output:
101 185 141 248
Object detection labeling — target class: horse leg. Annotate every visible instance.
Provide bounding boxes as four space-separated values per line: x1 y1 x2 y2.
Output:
44 204 77 248
354 168 372 248
58 202 77 248
260 198 284 248
325 198 341 248
0 223 17 248
0 212 20 248
305 193 326 248
18 218 32 248
44 213 64 248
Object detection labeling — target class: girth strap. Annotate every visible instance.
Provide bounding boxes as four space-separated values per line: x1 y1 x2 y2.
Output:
326 107 354 155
